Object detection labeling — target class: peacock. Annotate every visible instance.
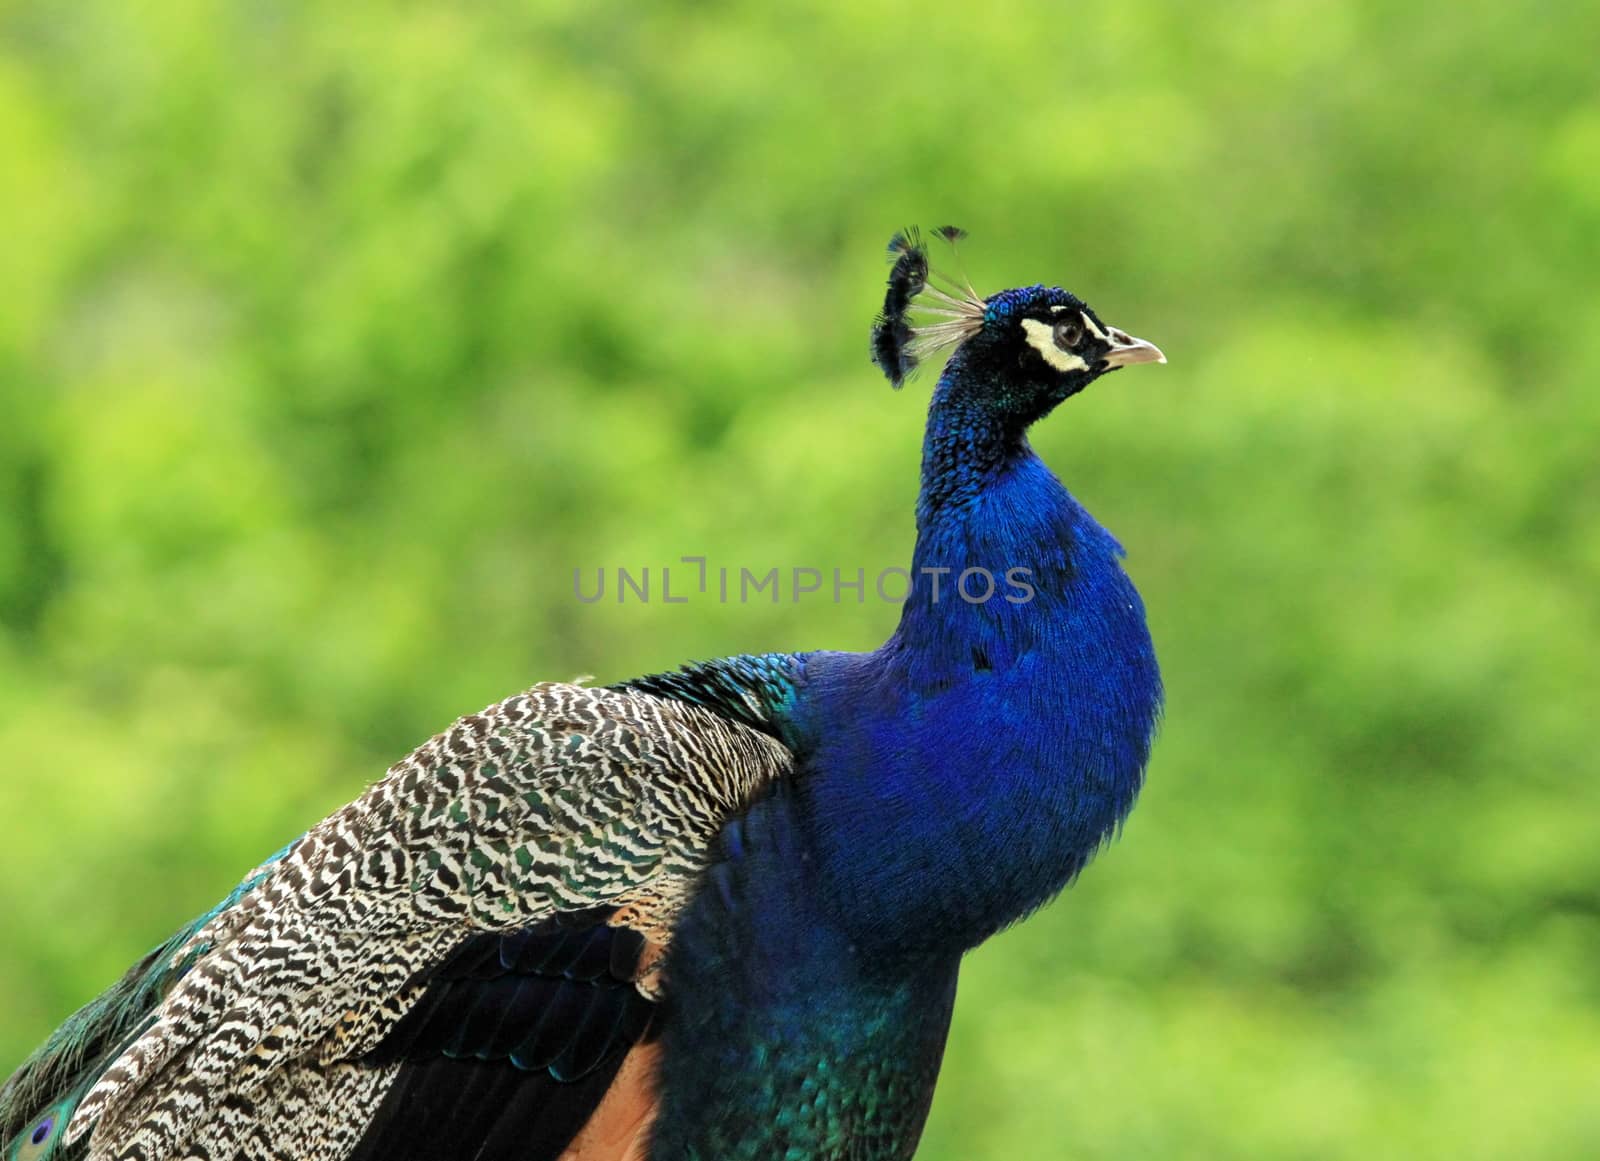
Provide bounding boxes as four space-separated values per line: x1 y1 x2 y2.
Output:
1 228 1166 1161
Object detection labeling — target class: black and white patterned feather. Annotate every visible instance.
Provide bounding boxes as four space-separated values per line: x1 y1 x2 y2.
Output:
55 682 792 1161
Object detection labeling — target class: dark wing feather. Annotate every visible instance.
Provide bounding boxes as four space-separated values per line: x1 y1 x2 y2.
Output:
350 1058 626 1161
349 918 657 1161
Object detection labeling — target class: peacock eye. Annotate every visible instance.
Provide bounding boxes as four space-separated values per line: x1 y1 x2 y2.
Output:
1052 320 1083 349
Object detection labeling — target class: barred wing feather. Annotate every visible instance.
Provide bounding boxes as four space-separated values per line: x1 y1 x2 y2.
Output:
51 682 792 1161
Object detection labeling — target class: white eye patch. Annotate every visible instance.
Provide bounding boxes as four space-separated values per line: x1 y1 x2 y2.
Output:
1020 317 1088 373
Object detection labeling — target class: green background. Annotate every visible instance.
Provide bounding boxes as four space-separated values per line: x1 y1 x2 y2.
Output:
2 1 1597 1156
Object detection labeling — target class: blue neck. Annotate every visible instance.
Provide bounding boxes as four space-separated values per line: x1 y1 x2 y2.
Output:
911 350 1026 522
890 349 1084 689
791 355 1162 957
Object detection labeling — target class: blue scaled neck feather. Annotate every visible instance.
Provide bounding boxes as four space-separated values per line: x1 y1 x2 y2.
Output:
796 340 1162 959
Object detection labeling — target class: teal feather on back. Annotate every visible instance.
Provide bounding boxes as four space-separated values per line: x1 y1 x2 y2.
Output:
3 1096 75 1161
0 857 286 1161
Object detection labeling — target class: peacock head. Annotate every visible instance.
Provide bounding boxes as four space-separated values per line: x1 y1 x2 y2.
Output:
869 227 1164 425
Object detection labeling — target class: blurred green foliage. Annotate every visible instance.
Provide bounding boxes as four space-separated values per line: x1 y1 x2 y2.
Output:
2 0 1598 1156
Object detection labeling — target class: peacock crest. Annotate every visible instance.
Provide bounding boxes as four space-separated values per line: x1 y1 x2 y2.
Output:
869 225 986 388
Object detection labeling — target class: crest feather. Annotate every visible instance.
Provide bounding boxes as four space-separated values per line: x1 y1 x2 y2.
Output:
869 226 984 388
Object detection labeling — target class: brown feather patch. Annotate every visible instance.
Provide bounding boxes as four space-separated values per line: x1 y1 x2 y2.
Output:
558 1043 661 1161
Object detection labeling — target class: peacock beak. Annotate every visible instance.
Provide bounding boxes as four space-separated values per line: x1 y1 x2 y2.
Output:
1100 330 1166 369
